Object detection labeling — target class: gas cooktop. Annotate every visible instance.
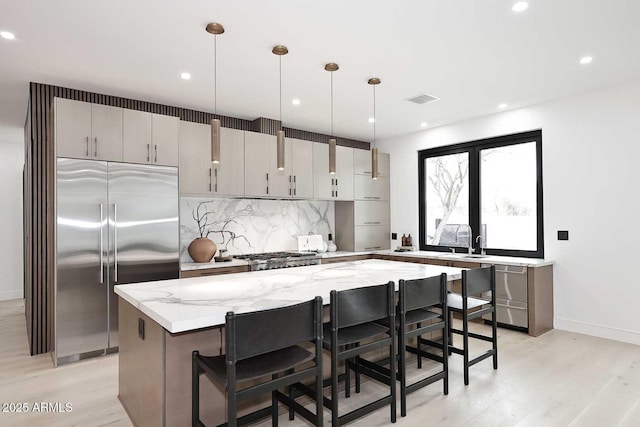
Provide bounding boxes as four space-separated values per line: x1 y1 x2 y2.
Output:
233 251 321 271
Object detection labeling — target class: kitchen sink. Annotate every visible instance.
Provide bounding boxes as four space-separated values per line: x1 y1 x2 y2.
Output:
447 254 488 259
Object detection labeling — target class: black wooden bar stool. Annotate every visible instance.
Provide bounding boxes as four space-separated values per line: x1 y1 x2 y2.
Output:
358 274 449 417
446 265 497 385
294 282 397 426
192 297 324 427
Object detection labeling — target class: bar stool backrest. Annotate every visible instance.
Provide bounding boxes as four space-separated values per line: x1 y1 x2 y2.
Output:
226 297 322 362
462 266 496 296
402 273 447 312
331 282 394 329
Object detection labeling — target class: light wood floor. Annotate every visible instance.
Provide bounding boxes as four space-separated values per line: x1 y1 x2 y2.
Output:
1 298 639 427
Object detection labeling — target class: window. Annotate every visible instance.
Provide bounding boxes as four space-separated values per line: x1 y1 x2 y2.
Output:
418 130 543 258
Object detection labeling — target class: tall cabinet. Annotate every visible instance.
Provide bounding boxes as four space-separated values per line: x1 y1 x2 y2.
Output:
336 149 391 251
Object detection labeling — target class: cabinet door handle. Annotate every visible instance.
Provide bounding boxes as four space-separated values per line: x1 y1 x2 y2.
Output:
154 144 158 163
364 196 381 200
147 144 150 162
214 168 218 193
266 173 269 195
289 175 292 196
209 168 212 192
364 221 381 225
293 175 296 196
94 137 98 157
364 246 382 250
86 137 89 157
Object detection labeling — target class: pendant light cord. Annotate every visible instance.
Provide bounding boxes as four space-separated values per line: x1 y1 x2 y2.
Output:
214 35 217 115
330 72 334 136
373 84 376 148
279 55 282 123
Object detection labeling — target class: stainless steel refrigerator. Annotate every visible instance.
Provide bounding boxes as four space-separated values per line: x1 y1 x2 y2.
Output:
55 158 179 365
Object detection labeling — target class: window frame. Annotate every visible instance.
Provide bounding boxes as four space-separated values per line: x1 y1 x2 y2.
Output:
418 130 544 258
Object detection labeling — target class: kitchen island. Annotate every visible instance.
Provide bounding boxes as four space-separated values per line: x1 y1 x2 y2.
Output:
115 259 463 427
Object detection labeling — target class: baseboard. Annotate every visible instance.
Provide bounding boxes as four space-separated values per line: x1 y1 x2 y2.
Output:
555 317 640 346
0 290 24 301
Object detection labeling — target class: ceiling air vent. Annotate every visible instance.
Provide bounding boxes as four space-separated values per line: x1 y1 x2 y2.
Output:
406 93 440 105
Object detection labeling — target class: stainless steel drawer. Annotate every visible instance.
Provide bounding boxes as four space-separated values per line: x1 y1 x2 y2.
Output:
483 298 528 329
495 265 528 303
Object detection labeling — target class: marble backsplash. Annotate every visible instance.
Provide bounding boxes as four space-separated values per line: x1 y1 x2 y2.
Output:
180 198 335 262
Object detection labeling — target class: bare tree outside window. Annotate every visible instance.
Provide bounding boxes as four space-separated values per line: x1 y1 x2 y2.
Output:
425 153 469 245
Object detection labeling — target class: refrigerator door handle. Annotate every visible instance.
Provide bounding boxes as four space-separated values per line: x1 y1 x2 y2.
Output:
113 203 118 283
99 203 104 284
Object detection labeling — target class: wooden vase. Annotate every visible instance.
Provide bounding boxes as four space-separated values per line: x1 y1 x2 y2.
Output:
188 237 217 263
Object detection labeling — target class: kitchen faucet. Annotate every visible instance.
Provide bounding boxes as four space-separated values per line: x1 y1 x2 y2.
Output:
475 235 485 255
455 224 473 255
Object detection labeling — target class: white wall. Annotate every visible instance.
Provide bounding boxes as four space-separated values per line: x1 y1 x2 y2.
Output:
378 80 640 345
0 137 24 301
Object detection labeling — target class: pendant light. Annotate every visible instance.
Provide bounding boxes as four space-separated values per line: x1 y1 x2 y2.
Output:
368 77 381 180
206 23 224 164
325 63 339 174
273 45 288 170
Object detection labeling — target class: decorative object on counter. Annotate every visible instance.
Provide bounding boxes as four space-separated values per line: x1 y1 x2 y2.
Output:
368 77 381 180
188 200 252 262
214 249 233 262
297 233 324 252
205 22 225 164
325 63 339 174
188 238 217 263
273 45 289 170
327 233 337 252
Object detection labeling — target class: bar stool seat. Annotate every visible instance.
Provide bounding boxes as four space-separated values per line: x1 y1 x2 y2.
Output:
447 294 488 310
322 322 388 347
196 346 315 384
378 308 441 328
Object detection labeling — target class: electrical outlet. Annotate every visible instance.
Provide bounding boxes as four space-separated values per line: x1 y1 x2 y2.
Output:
391 233 398 240
558 230 569 241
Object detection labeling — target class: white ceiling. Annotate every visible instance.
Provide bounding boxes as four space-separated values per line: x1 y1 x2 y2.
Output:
1 0 640 142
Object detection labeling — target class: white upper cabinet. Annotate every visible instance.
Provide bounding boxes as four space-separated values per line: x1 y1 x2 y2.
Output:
179 121 211 195
151 114 179 166
313 143 354 200
55 98 123 161
91 104 123 162
288 138 314 199
353 148 389 177
124 111 179 166
244 131 272 197
55 98 92 159
214 127 244 196
123 109 152 164
354 174 389 201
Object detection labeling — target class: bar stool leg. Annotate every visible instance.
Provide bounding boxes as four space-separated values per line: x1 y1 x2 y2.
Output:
492 308 498 370
271 373 279 427
331 345 339 427
416 322 422 369
390 323 397 423
345 344 351 398
462 310 469 386
442 314 449 396
448 309 453 356
286 369 295 420
192 351 200 427
355 343 361 394
399 330 407 417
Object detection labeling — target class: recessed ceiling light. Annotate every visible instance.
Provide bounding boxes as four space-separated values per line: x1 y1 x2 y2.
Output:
368 117 375 123
512 2 529 12
579 56 593 65
292 98 300 106
420 122 428 128
498 103 508 109
0 31 15 40
180 72 191 80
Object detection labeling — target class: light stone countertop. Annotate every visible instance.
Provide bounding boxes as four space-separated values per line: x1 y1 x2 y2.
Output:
116 259 463 333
